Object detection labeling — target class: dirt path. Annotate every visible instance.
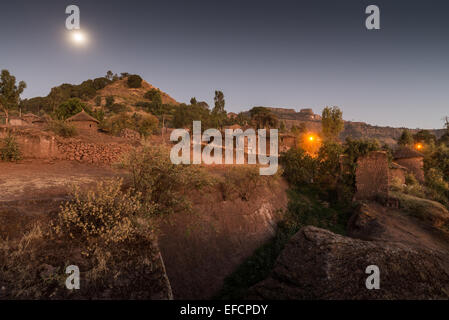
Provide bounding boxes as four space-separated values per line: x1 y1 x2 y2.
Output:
0 160 124 201
349 202 449 254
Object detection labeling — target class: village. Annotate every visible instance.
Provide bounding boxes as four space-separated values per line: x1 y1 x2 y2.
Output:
1 70 449 301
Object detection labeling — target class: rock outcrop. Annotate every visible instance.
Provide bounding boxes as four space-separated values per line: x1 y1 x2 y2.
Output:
248 226 449 299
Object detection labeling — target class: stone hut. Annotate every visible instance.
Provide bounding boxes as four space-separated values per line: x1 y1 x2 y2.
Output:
393 146 424 183
354 151 390 201
67 110 99 132
389 162 407 185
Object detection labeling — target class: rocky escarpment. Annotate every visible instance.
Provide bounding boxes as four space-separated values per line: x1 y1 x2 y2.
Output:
248 226 449 299
157 178 289 300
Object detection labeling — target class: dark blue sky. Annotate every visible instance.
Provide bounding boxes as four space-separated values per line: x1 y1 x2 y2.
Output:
1 0 448 129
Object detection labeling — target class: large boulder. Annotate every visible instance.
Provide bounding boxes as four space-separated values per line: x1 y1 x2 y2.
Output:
248 226 449 299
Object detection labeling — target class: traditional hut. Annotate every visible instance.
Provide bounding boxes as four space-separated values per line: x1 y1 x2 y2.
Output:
393 146 424 183
66 110 99 132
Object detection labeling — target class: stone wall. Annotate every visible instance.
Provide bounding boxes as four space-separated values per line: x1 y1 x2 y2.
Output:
0 128 131 165
355 151 389 201
0 128 59 159
56 140 131 164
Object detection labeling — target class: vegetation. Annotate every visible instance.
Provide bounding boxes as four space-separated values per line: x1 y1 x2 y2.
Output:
55 98 87 120
0 179 159 299
127 75 143 88
101 112 158 138
0 134 22 161
47 120 78 138
398 129 414 146
321 106 344 141
95 96 102 106
105 95 114 108
0 69 27 124
120 146 213 215
249 107 279 129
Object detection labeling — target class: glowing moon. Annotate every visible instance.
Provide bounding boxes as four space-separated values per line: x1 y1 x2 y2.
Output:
71 31 87 45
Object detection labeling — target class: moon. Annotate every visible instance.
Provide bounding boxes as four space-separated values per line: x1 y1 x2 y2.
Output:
71 30 87 45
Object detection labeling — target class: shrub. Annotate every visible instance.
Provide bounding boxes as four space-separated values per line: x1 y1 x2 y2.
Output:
0 134 22 161
48 120 77 138
425 168 449 207
105 95 114 108
280 147 317 187
120 146 213 215
53 179 144 249
110 103 128 114
101 112 158 138
95 96 102 106
127 75 143 88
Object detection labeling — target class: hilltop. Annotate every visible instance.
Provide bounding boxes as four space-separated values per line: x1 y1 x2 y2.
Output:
86 78 179 109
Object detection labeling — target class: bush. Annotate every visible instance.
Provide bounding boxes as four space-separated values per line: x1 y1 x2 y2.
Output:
109 103 128 114
127 75 143 88
95 96 102 106
280 147 316 186
101 112 158 138
0 178 161 299
120 146 213 215
53 179 144 250
48 120 77 138
105 95 114 108
0 134 22 161
425 168 449 207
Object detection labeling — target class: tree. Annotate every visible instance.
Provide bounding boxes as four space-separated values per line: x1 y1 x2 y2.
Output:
190 97 197 105
0 70 27 125
55 98 85 120
398 129 414 146
413 130 436 145
105 96 115 108
321 106 344 141
213 90 225 114
105 70 114 81
211 90 227 129
249 107 279 129
95 96 102 107
127 75 143 88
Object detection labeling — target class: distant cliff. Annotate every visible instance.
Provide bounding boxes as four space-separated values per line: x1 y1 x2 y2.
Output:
261 107 445 145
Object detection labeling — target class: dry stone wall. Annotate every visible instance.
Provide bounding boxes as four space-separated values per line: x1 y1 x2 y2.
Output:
56 140 132 164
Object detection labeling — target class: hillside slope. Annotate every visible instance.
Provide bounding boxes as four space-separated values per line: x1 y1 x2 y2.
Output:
87 78 179 108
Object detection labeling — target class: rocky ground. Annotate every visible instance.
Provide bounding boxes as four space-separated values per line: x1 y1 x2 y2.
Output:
248 202 449 299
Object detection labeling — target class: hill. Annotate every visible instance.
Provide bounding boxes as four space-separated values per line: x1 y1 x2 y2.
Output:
87 78 179 109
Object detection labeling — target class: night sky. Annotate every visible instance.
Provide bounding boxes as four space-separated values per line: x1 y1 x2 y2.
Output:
1 0 448 129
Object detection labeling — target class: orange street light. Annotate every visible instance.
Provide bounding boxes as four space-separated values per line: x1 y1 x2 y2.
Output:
306 134 317 142
415 143 423 150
